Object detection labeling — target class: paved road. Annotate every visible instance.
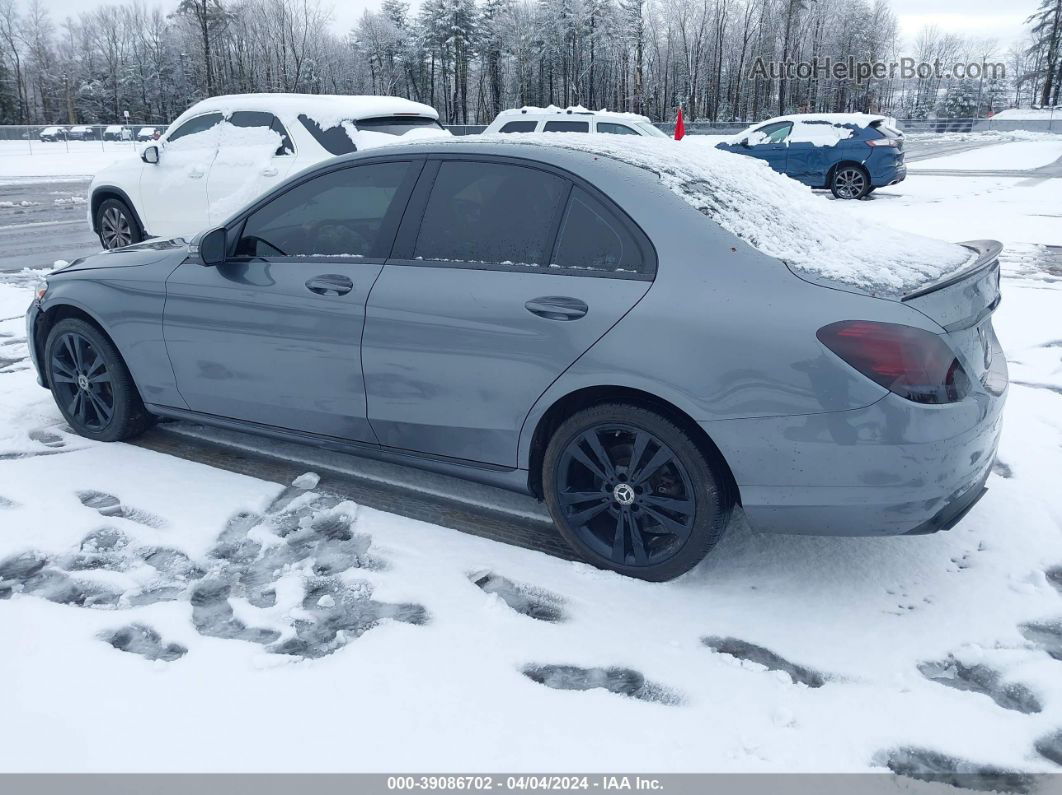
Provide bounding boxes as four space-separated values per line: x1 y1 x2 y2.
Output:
0 178 100 273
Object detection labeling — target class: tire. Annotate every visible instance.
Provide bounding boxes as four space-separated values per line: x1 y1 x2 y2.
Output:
542 403 733 582
96 197 142 250
830 164 871 200
44 318 154 442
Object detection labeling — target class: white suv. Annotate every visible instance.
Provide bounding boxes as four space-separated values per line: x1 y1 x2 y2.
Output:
483 106 669 138
89 93 447 248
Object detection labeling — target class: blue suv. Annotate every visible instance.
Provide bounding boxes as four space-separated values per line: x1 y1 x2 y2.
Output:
716 114 906 199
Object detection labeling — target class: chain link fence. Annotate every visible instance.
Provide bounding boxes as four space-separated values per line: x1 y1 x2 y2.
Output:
0 115 1058 159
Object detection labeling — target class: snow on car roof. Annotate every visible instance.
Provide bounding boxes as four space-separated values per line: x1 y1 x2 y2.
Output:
495 105 653 123
184 93 439 128
731 113 897 146
470 133 972 295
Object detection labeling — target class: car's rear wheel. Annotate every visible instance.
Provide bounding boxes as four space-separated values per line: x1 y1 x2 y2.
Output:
542 403 733 581
96 198 142 250
830 165 871 200
44 318 154 442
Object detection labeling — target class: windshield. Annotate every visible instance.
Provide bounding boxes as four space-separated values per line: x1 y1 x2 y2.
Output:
636 122 669 138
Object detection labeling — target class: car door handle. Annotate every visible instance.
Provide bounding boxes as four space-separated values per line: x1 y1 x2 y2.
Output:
305 274 354 296
524 296 588 321
261 166 278 177
188 168 205 179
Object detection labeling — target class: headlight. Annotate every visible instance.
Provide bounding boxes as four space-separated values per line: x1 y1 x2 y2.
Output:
35 277 48 302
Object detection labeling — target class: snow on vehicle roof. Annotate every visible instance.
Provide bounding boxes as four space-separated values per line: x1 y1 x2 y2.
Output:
472 133 972 295
184 93 439 128
105 125 125 131
731 113 896 146
495 105 653 123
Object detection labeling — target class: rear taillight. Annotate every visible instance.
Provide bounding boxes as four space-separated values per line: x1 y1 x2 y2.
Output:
866 138 898 148
817 321 970 404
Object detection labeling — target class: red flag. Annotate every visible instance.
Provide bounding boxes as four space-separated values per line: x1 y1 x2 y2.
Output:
674 107 685 140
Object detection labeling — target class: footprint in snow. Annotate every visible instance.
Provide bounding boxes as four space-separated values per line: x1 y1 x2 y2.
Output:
522 664 682 705
28 428 65 449
471 571 566 623
2 475 429 661
1036 730 1062 767
101 624 187 662
702 636 827 687
918 656 1042 714
875 747 1033 794
76 490 167 528
1046 567 1062 595
1019 620 1062 662
0 495 16 509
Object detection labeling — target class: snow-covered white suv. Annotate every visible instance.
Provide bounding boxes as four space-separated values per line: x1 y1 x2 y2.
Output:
484 105 669 138
89 93 447 248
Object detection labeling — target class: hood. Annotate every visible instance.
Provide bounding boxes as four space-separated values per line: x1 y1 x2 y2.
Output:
53 238 189 274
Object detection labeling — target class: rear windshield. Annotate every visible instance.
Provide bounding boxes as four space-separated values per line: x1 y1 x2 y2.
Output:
355 116 443 136
299 114 443 155
870 121 903 138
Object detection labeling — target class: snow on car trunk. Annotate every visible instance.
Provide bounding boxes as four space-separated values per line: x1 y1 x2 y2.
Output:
477 133 973 296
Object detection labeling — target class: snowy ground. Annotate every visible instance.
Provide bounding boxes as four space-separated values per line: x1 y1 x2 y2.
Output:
0 140 139 181
1 137 1061 780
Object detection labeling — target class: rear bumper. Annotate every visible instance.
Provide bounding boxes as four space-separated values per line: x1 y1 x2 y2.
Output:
701 384 1006 537
872 163 906 187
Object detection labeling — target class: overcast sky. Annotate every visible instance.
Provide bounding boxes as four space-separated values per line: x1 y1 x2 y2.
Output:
41 0 1036 52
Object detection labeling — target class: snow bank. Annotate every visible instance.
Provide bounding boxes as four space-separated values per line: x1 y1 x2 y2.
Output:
472 133 972 294
991 107 1062 121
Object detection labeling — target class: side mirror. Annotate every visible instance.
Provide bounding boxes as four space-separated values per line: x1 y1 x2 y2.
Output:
739 138 751 148
141 145 160 164
198 227 227 267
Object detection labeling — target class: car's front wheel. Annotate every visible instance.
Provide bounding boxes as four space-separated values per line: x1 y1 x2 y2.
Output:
830 165 871 200
44 318 154 442
543 403 733 581
95 198 142 250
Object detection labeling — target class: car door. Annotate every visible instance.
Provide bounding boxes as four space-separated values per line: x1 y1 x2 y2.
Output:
163 158 422 443
138 113 223 238
742 121 791 174
207 111 298 225
361 157 654 467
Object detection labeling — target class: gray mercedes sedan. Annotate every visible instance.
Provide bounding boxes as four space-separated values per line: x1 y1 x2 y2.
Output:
25 136 1008 581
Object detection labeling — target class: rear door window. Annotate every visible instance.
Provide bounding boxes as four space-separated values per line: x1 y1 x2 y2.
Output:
543 120 589 133
235 161 414 258
499 120 538 133
225 111 294 156
413 161 568 266
551 188 650 275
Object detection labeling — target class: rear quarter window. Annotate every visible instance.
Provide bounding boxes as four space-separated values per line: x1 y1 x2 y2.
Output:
299 114 357 155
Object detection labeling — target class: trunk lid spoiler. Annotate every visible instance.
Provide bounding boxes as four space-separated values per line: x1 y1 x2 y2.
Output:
902 240 1001 301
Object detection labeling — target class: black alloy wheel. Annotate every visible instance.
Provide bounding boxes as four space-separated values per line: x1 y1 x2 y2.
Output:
543 404 732 581
44 318 154 442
